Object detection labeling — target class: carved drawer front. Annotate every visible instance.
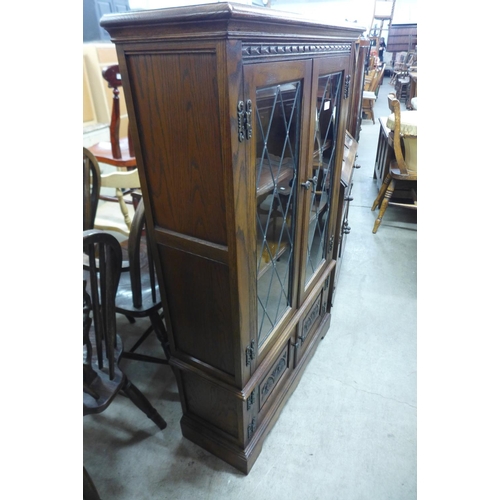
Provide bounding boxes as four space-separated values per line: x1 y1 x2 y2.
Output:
294 277 329 366
258 343 290 412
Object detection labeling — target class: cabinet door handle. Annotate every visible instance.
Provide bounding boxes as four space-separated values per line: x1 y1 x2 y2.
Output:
301 176 317 190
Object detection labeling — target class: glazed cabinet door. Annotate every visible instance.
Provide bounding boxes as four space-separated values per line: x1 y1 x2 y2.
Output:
293 55 352 366
297 55 351 305
242 60 312 367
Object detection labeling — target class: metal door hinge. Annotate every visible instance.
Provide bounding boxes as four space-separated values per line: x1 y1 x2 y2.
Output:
329 235 335 253
248 417 257 439
247 389 256 411
237 101 245 142
344 75 351 99
237 99 253 142
246 340 255 366
245 99 252 140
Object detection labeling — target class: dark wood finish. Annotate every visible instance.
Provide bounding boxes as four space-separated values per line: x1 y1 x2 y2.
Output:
332 131 358 297
88 64 136 168
83 229 167 426
115 198 171 364
83 147 101 230
101 2 363 474
347 37 370 141
373 116 395 189
386 23 417 53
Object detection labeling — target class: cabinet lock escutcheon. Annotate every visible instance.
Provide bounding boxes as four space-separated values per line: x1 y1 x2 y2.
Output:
301 176 318 190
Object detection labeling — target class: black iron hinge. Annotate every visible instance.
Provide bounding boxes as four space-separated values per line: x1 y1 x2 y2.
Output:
246 340 255 366
247 389 256 411
344 75 351 99
237 99 253 142
248 417 257 439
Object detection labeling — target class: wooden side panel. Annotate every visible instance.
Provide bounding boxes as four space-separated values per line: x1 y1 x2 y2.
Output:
181 371 241 440
125 50 227 246
158 245 235 377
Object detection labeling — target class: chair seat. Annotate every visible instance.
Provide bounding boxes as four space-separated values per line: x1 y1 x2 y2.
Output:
363 91 377 100
84 332 125 415
115 272 162 317
389 161 418 181
88 138 136 168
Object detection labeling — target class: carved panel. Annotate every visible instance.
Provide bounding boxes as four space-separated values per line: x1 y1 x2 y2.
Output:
242 43 351 60
302 293 321 343
259 345 289 410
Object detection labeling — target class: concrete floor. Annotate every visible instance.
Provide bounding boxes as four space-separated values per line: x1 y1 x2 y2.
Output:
83 78 417 499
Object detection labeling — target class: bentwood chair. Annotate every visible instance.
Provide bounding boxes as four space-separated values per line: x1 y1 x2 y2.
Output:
83 230 166 499
115 198 171 364
83 147 101 231
83 147 140 236
83 229 167 429
371 96 417 233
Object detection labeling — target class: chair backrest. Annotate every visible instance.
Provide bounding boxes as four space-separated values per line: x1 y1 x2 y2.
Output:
365 64 385 94
126 197 158 309
387 95 409 175
100 168 141 190
83 229 123 385
387 92 396 112
102 64 135 160
83 147 101 230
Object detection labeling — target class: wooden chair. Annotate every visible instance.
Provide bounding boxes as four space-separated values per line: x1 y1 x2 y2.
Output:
83 229 166 499
87 64 136 168
87 65 139 231
362 64 385 124
115 198 171 364
83 147 101 231
83 147 140 235
371 96 417 233
83 229 167 425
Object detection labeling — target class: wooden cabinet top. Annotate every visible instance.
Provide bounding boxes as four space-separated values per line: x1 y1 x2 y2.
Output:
100 1 364 42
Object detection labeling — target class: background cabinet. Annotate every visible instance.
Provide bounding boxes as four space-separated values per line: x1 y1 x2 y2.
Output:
102 2 364 474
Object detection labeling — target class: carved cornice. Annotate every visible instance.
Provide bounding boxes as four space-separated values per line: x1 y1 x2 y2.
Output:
242 43 351 59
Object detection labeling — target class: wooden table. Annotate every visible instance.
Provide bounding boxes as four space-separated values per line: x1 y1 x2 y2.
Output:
373 116 395 188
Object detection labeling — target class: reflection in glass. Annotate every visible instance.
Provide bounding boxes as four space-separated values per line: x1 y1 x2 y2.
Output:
305 72 342 285
255 82 301 347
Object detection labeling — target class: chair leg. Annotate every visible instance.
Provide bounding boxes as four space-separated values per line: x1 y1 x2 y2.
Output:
371 172 391 211
373 178 396 233
150 311 171 361
121 377 167 430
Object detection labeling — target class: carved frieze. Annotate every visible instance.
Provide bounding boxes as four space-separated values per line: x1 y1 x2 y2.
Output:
242 43 351 60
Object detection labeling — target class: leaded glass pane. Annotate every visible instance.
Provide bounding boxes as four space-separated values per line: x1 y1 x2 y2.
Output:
305 72 342 285
256 82 301 347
